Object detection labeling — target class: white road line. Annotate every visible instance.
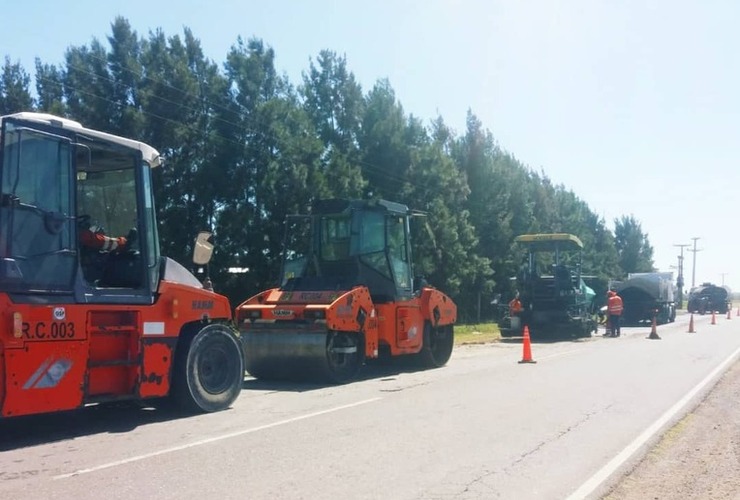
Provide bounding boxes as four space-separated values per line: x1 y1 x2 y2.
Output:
54 397 382 480
567 344 740 500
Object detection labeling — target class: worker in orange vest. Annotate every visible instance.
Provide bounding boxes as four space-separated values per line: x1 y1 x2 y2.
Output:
606 290 624 337
80 224 131 252
78 215 135 253
509 293 523 317
80 226 128 252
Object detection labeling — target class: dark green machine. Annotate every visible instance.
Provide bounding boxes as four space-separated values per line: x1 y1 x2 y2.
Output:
499 233 597 339
687 283 732 315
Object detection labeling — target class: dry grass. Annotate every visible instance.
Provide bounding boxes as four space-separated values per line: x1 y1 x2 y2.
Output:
454 322 501 345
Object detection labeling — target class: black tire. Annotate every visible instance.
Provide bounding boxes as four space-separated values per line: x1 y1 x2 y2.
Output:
321 331 365 384
577 320 595 338
417 323 454 368
173 324 244 413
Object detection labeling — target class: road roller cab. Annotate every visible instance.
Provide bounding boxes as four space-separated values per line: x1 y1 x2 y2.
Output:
0 113 244 418
236 199 457 383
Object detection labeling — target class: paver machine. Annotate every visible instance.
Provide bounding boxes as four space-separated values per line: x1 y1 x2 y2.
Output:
498 233 596 339
236 199 457 383
0 113 244 418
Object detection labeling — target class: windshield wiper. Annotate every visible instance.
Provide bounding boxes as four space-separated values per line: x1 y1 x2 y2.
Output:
13 199 73 235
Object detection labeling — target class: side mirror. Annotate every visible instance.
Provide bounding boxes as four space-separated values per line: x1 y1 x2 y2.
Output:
193 231 214 266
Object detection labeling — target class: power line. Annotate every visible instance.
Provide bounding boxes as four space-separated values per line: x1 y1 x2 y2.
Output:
673 243 689 304
34 72 458 202
688 237 702 289
27 47 570 211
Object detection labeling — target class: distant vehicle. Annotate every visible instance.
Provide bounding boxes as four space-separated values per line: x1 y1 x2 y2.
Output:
613 272 677 325
498 233 596 339
687 283 732 314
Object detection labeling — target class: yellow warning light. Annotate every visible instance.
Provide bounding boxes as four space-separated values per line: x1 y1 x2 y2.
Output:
171 298 179 319
13 312 22 338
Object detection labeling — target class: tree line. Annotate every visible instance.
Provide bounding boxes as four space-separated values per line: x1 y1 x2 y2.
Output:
0 17 656 321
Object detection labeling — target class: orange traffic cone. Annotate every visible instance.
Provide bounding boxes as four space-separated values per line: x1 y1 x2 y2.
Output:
688 313 695 333
647 315 661 340
711 311 716 325
518 325 537 364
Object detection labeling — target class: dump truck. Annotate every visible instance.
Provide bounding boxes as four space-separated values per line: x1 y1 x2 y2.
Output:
687 283 732 314
236 199 457 383
613 272 677 325
0 113 244 418
498 233 596 338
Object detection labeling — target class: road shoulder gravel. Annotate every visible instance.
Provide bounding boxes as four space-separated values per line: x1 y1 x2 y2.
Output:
604 359 740 499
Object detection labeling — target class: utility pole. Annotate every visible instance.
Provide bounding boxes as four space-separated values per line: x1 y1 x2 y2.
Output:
674 243 689 307
720 273 728 286
688 237 702 289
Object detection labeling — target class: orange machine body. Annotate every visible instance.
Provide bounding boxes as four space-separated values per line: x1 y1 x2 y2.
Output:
236 198 457 384
0 281 231 418
0 112 242 419
237 285 456 359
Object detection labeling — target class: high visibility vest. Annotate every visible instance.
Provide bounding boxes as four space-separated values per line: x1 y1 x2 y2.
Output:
608 295 624 315
509 298 523 316
80 228 127 252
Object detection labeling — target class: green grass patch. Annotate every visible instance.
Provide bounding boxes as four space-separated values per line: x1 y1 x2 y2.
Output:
454 322 501 345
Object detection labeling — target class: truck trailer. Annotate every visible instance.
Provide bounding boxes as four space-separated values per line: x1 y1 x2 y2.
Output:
613 272 677 325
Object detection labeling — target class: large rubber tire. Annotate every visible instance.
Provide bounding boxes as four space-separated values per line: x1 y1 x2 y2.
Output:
321 331 365 384
174 324 244 413
577 319 595 338
417 323 454 368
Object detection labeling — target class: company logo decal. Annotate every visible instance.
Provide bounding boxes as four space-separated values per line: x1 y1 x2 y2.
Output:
23 357 73 389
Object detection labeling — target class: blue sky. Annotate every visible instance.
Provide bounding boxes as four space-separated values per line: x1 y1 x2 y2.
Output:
4 0 739 292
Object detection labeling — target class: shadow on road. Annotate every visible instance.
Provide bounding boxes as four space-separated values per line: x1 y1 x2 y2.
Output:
242 357 438 392
0 401 195 452
2 360 445 451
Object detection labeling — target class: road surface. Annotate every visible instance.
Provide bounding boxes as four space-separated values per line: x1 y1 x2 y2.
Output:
1 311 738 499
